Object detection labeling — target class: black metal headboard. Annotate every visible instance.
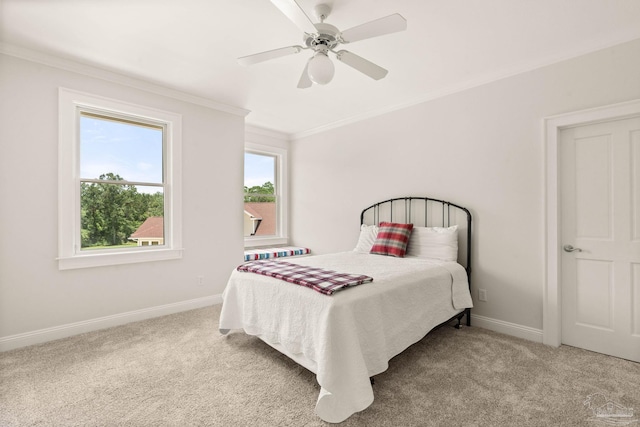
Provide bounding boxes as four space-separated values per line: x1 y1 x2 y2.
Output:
360 197 472 276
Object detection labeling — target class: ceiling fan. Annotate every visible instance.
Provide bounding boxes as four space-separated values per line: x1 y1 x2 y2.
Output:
238 0 407 88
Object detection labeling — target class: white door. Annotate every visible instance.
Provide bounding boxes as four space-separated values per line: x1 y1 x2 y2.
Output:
560 116 640 363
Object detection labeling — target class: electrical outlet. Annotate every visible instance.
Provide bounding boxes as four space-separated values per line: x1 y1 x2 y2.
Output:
197 275 204 286
478 289 488 302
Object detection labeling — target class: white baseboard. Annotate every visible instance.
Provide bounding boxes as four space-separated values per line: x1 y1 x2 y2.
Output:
470 313 543 343
0 294 223 352
1 300 542 352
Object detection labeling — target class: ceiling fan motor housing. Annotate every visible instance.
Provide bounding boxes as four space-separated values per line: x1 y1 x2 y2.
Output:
304 23 341 50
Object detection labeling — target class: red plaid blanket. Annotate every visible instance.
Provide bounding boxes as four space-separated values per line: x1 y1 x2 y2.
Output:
237 260 373 295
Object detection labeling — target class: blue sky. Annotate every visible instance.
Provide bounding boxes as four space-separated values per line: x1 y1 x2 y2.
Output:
244 152 275 188
80 115 163 184
81 115 274 191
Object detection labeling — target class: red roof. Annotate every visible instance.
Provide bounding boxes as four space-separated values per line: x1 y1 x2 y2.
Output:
244 202 275 236
130 216 164 239
244 205 262 219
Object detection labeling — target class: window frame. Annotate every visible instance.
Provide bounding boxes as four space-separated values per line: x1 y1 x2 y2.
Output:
243 142 288 248
58 88 183 270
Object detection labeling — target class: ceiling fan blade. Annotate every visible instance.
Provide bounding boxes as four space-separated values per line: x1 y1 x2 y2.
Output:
270 0 317 34
335 50 388 80
297 61 312 89
340 13 407 44
238 45 303 66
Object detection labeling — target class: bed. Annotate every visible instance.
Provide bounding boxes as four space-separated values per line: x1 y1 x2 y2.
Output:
219 197 473 423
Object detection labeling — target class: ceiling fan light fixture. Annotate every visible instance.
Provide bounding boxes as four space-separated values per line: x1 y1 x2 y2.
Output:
239 1 408 88
307 51 334 85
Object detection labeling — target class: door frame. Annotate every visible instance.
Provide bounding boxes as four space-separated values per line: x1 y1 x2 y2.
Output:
544 99 640 347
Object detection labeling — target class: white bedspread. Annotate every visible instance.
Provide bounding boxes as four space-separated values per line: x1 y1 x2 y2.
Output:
219 252 473 423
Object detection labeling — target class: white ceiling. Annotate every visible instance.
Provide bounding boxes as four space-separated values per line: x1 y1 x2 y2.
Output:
2 0 640 137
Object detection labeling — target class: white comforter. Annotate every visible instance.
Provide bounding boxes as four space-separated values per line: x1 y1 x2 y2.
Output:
219 252 473 423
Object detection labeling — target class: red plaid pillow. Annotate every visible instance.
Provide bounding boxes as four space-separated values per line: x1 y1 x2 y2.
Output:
370 222 414 257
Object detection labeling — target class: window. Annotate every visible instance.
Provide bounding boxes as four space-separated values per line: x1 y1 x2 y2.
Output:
58 88 182 269
79 111 165 250
244 143 287 247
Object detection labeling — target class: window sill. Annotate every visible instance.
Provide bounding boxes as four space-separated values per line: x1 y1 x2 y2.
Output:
58 248 183 270
244 237 288 249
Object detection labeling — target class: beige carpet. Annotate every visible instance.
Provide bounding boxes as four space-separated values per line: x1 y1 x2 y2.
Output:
1 305 638 426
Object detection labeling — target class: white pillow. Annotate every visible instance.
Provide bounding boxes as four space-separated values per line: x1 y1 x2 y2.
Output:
353 224 379 253
405 225 458 261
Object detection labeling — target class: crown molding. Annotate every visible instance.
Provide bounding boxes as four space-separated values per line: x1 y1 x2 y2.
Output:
0 42 250 118
245 125 290 141
290 34 640 140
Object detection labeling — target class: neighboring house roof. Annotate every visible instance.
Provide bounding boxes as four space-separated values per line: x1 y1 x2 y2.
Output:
244 202 275 236
244 205 262 219
130 216 164 239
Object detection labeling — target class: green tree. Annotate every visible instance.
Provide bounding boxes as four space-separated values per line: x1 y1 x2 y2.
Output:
133 191 164 221
244 181 275 202
81 173 164 248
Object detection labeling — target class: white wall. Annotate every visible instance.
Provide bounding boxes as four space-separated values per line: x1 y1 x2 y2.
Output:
0 54 246 349
289 38 640 334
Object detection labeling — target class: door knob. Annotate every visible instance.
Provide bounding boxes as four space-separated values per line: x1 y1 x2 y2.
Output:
563 244 582 253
